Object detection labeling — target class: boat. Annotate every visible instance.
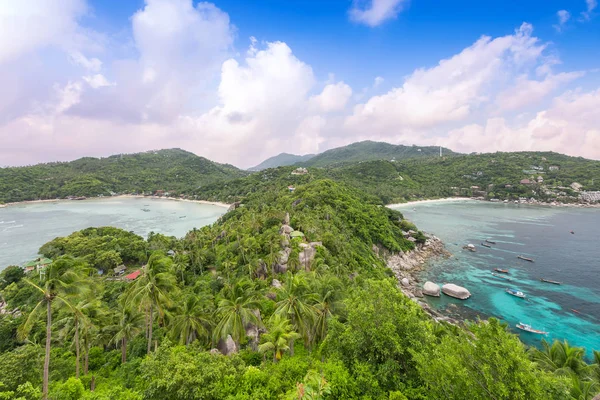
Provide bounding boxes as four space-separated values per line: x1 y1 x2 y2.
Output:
506 288 526 298
485 239 496 244
516 322 548 335
141 208 151 212
540 278 562 285
570 230 575 234
494 268 509 274
179 216 187 219
491 273 512 281
571 309 582 315
517 255 534 262
481 242 492 248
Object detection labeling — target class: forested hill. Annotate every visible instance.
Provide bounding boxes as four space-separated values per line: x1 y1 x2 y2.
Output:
248 153 315 171
297 141 456 168
0 178 585 399
195 151 600 205
0 149 246 203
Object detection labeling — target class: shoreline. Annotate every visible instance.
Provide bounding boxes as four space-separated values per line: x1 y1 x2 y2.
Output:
387 197 600 209
387 197 472 207
0 195 231 209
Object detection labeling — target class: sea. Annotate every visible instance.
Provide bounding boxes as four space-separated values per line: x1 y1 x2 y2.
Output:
0 197 226 271
391 200 600 356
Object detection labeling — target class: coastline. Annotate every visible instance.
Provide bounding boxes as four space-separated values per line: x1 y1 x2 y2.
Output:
0 195 231 209
387 197 472 208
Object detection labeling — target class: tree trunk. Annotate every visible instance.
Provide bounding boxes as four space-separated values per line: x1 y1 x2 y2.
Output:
121 338 127 363
273 352 278 363
43 300 52 400
147 304 153 355
290 338 295 356
84 345 89 375
75 318 80 378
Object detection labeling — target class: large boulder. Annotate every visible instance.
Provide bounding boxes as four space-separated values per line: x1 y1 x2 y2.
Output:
278 248 291 264
401 278 410 287
442 284 471 300
423 281 441 297
299 247 317 269
217 335 238 355
272 279 283 289
280 225 294 235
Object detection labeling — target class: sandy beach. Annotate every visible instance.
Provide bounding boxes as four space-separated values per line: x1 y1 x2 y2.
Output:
1 195 231 209
387 197 472 208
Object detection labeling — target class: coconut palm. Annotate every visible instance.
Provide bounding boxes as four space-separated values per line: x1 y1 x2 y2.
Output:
214 279 262 348
108 304 145 363
258 314 301 363
125 253 178 354
531 339 587 376
273 272 317 355
311 277 344 346
170 293 213 345
18 257 90 400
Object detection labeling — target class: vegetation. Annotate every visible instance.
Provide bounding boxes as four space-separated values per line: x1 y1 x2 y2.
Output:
1 178 598 399
248 153 316 171
0 149 245 204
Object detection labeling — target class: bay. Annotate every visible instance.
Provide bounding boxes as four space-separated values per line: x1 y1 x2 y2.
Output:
391 200 600 356
0 197 227 270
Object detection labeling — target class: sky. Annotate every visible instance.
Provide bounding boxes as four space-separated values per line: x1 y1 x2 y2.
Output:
1 0 599 168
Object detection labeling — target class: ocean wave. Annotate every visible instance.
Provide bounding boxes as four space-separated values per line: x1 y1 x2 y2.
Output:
0 220 16 224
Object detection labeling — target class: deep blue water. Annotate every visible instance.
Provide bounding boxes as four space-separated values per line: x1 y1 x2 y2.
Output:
391 200 600 356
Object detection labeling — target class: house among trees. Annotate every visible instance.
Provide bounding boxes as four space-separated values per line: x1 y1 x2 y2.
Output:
537 176 544 183
288 186 296 192
23 257 52 273
549 165 560 171
520 179 533 185
125 270 141 280
113 265 126 275
291 167 308 175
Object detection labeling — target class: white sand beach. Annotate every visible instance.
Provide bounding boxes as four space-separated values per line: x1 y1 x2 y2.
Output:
387 197 472 208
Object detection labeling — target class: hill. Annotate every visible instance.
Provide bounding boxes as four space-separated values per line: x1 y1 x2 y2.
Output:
299 140 456 168
248 152 315 171
0 149 246 203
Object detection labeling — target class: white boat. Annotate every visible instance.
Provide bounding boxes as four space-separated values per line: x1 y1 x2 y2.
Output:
516 322 548 335
506 288 526 298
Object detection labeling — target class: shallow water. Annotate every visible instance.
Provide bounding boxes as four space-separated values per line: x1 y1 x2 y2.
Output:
391 200 600 356
0 197 226 270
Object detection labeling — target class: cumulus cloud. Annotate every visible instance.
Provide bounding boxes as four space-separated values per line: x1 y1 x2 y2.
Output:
554 10 571 31
349 0 408 27
309 82 352 113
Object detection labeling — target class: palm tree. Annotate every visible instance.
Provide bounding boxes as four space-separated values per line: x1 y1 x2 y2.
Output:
258 314 301 363
170 293 213 345
273 272 317 355
214 280 262 348
108 305 145 363
531 339 586 376
18 257 90 400
125 253 178 354
311 277 343 347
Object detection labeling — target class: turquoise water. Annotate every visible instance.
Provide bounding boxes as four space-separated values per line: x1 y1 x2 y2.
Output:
0 197 226 270
391 200 600 356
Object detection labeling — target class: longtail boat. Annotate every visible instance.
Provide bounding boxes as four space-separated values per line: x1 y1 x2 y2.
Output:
494 268 509 274
540 278 562 285
481 242 492 248
517 255 534 262
485 239 496 244
491 273 512 281
516 323 548 335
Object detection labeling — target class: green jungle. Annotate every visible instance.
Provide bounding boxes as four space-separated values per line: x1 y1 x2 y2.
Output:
1 177 600 400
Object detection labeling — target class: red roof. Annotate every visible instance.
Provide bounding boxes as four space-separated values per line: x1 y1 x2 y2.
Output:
125 270 141 280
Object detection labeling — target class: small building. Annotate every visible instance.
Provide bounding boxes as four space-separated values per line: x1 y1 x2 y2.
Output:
537 176 544 183
289 231 305 239
114 265 126 275
470 186 480 190
520 179 533 185
291 167 308 175
154 190 165 196
570 182 583 192
125 270 141 281
549 166 560 171
504 184 512 188
288 186 296 192
23 258 52 273
167 250 176 256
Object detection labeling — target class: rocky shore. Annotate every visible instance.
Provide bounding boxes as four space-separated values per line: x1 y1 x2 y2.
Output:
386 234 463 324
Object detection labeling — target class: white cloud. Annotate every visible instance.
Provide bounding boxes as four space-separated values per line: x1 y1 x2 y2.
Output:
345 23 545 133
309 82 352 113
83 74 115 89
554 10 571 31
374 76 384 88
349 0 408 27
581 0 597 20
69 52 102 72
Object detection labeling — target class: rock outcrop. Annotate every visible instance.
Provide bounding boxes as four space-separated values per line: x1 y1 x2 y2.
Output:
442 284 471 300
401 278 410 287
217 335 238 355
272 279 283 289
422 281 441 297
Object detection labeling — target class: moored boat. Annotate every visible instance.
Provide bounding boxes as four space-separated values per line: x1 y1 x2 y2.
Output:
481 242 492 248
463 244 476 252
491 273 512 281
494 268 509 274
516 322 548 335
506 288 526 298
540 278 562 285
485 239 496 244
517 255 534 262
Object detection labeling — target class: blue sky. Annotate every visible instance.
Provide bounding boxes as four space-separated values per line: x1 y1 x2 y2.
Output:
0 0 599 167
